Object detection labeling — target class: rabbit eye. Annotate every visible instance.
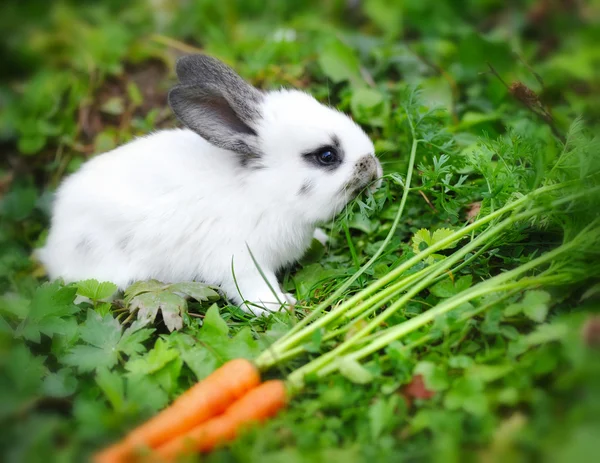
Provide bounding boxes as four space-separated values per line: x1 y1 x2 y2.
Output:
316 149 338 165
302 139 343 170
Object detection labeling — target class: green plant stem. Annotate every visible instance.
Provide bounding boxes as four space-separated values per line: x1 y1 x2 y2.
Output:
261 182 587 365
343 221 361 272
332 273 568 369
287 235 582 388
258 205 538 368
257 183 581 367
284 208 570 386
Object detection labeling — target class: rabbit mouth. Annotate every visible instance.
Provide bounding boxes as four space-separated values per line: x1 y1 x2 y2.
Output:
342 155 382 198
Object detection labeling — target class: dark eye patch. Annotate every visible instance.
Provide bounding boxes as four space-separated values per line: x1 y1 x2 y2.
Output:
302 135 344 171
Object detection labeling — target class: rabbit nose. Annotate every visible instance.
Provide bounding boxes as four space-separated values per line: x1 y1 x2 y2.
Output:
354 155 382 191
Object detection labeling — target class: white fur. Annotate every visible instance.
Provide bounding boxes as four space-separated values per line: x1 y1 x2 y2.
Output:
38 89 380 316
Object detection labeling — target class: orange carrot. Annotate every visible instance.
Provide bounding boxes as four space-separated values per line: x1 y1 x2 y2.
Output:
155 380 288 462
94 358 261 463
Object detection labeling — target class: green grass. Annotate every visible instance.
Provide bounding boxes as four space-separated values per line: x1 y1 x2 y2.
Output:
1 1 600 462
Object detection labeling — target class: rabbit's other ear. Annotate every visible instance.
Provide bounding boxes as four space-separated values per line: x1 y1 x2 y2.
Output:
168 55 263 156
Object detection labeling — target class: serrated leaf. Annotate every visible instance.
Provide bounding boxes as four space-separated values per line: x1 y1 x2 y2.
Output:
75 279 118 301
16 281 79 342
338 358 374 384
412 229 432 254
171 308 261 381
78 309 122 348
431 228 458 249
430 275 472 298
126 338 178 375
173 333 220 380
118 326 154 356
168 282 220 302
412 228 459 257
60 310 138 373
152 356 183 394
129 291 187 332
62 345 118 372
124 280 167 305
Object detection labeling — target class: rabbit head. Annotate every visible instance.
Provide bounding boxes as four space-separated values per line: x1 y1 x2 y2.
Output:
169 55 382 225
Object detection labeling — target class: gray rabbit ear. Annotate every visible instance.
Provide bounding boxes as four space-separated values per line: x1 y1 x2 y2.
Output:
169 55 263 156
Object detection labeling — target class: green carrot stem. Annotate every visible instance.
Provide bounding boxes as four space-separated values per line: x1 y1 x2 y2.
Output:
332 276 563 369
288 237 578 386
284 208 564 385
258 184 575 366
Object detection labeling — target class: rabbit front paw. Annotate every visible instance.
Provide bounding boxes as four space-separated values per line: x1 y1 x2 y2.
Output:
313 228 329 246
240 293 293 316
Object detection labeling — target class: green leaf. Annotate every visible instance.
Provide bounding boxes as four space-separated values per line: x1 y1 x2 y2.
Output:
96 368 125 411
16 282 79 343
74 279 118 301
363 0 403 39
522 322 569 347
444 377 488 416
293 264 344 299
100 96 125 115
62 345 117 373
124 280 167 304
94 129 118 153
41 368 77 398
467 364 512 383
173 334 220 380
126 375 169 414
202 304 229 336
350 88 389 127
61 310 136 373
414 361 449 391
317 39 363 86
411 229 432 254
118 326 154 356
18 134 47 154
171 307 261 381
167 282 220 302
368 397 396 440
338 358 374 384
79 309 122 348
504 290 552 323
126 338 179 375
127 82 143 107
431 228 458 248
129 291 187 332
522 290 551 323
430 275 472 298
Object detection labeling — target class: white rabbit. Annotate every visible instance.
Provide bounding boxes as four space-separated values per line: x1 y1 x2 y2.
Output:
38 55 382 315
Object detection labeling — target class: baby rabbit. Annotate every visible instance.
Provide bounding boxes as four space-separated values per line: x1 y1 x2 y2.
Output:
38 54 382 315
